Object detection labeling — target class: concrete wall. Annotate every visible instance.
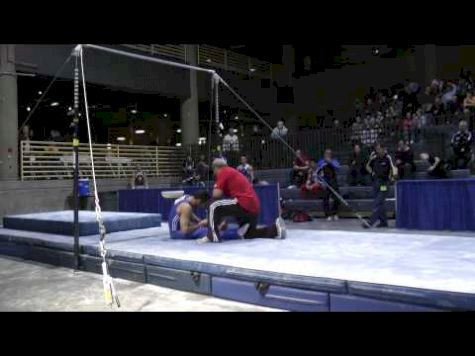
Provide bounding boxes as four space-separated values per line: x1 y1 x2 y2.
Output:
0 177 179 222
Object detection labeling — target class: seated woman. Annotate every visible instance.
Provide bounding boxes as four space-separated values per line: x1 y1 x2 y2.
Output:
395 140 416 179
347 144 368 186
130 166 149 189
419 152 449 179
301 159 323 194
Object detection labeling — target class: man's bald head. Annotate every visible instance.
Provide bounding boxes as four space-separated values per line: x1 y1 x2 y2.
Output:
212 158 228 175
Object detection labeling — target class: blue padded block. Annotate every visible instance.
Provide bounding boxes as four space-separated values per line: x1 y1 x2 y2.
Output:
29 246 76 269
108 259 146 283
212 277 329 311
146 265 211 295
0 240 31 259
80 255 103 274
106 249 145 264
347 281 475 311
3 211 161 236
330 294 439 312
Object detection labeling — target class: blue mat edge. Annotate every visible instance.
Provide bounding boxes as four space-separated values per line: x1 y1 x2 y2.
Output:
1 230 475 310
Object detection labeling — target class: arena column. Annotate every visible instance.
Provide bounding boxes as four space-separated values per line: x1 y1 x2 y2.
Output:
0 44 19 180
180 44 200 146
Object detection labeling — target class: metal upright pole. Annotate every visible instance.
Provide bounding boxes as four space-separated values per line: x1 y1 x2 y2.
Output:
72 51 80 270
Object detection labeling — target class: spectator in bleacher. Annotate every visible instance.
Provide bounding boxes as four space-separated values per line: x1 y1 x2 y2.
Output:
450 120 473 169
364 143 398 228
271 120 288 140
130 166 149 189
182 155 196 184
395 140 416 180
442 81 458 113
222 128 240 152
291 149 310 187
317 149 341 221
464 91 475 131
222 128 240 166
348 144 368 186
464 91 475 109
419 152 449 179
413 108 428 143
301 159 323 194
351 116 363 144
20 125 34 154
402 112 415 144
195 155 210 185
236 154 255 183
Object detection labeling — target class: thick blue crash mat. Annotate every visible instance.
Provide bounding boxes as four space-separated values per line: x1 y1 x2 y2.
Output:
3 210 161 236
2 225 475 311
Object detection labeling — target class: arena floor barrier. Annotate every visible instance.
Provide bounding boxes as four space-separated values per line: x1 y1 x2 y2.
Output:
118 184 279 225
397 178 475 231
3 211 162 236
2 222 475 311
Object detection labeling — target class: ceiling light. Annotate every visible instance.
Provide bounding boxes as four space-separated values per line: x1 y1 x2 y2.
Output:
249 68 256 72
26 106 31 112
131 109 137 114
50 102 59 107
175 143 182 147
117 137 126 142
135 129 145 134
38 91 43 95
176 129 182 133
164 113 168 118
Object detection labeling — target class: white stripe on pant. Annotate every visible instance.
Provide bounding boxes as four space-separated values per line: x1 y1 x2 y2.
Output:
208 198 238 242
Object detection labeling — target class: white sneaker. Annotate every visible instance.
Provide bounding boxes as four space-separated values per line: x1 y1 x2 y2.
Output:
196 236 211 244
333 215 339 221
275 217 287 239
326 216 332 222
237 223 250 238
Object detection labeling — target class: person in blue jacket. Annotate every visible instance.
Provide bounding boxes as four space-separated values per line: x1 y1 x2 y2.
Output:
317 149 341 221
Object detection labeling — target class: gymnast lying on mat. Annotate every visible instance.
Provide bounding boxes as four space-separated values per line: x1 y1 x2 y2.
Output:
167 190 243 241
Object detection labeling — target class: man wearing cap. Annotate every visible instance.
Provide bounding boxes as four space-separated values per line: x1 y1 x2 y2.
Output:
200 158 286 243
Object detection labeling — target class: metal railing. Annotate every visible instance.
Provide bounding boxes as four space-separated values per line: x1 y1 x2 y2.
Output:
20 140 185 181
117 44 272 78
185 124 454 170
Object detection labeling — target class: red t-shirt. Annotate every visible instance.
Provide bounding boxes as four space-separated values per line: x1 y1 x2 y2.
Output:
215 166 260 214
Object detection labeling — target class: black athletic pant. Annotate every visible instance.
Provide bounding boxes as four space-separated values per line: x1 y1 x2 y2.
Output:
322 180 340 217
207 198 278 242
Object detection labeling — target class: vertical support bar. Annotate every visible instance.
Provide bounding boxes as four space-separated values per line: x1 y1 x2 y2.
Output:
155 146 159 177
20 141 24 181
72 51 80 270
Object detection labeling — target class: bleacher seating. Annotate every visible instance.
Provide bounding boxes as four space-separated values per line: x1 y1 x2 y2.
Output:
255 161 472 220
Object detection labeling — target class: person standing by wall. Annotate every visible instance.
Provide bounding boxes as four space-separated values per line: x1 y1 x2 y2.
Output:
317 149 341 221
364 143 397 228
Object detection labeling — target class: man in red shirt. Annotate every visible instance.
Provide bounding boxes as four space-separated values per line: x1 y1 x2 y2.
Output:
202 158 286 243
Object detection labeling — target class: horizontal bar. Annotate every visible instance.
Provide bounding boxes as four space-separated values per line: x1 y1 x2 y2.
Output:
82 44 215 74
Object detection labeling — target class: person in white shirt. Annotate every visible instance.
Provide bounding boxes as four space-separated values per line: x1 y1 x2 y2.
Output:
271 120 288 140
222 128 240 152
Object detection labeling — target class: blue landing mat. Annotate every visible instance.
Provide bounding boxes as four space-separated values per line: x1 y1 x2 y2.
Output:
2 224 475 311
3 211 161 236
